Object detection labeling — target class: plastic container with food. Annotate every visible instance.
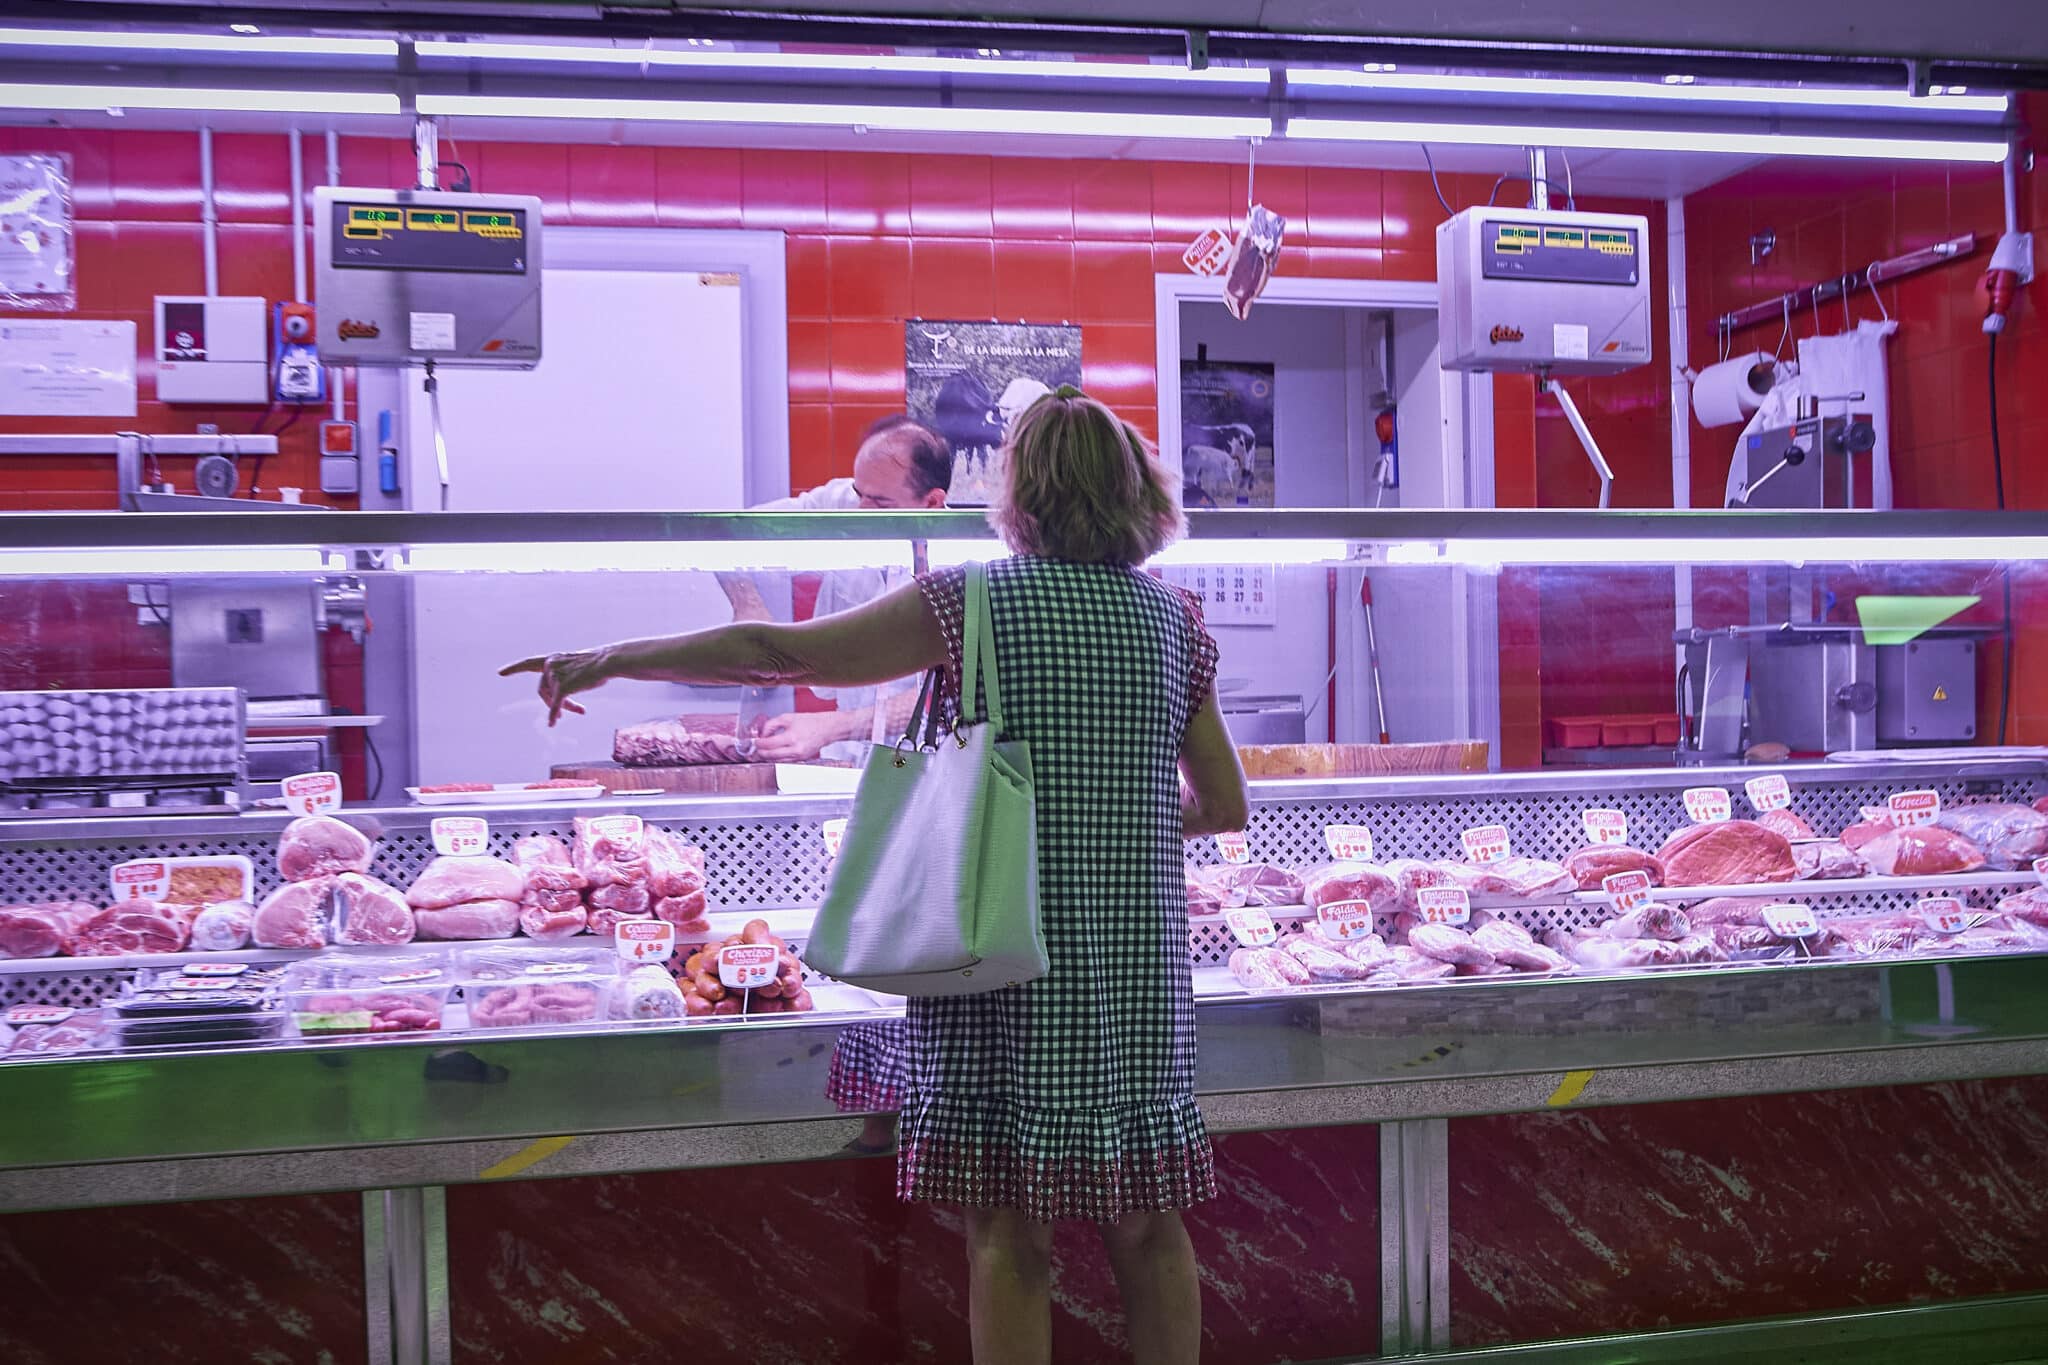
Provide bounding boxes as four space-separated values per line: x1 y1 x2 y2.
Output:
111 971 287 1048
457 944 615 1030
108 855 255 906
282 953 454 1036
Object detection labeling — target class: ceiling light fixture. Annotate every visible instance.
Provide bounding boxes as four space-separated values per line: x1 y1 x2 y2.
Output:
0 81 401 115
1286 68 2008 113
1286 115 2008 162
0 26 398 57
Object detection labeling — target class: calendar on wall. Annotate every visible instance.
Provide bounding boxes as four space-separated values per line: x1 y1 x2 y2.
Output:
1161 565 1277 626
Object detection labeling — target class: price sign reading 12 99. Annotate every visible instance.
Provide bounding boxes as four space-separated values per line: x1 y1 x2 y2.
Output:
1460 825 1510 864
1324 825 1374 863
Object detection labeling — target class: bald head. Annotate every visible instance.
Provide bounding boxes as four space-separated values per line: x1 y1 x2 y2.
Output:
850 416 952 509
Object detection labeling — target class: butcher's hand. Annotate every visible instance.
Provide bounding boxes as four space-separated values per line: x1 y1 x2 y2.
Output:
752 710 850 761
499 648 610 726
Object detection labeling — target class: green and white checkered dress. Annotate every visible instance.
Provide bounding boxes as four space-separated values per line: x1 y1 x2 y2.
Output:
897 555 1220 1223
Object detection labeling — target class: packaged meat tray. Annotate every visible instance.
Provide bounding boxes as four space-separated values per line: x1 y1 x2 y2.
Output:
282 954 453 1036
111 966 288 1047
457 947 619 1030
4 1006 117 1059
108 855 254 907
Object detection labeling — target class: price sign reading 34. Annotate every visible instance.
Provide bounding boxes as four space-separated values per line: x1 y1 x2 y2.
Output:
1214 831 1251 865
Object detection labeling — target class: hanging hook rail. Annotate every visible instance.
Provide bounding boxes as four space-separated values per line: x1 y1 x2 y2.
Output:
1716 234 1975 343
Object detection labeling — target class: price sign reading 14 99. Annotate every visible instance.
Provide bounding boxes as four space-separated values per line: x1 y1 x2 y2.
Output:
1602 870 1653 915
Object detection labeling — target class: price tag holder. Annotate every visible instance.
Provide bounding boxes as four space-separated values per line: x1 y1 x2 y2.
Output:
1324 825 1375 862
1745 775 1791 813
717 943 778 991
431 816 489 858
109 859 171 902
5 1005 74 1025
1888 790 1941 826
1602 870 1653 915
1915 896 1970 935
1762 903 1820 939
821 818 847 860
1215 831 1251 865
1683 787 1732 824
1416 886 1472 926
380 968 443 985
281 771 342 817
614 919 675 965
180 962 248 977
1183 225 1233 276
529 962 586 976
1460 825 1510 864
588 813 644 854
1316 899 1375 941
1224 907 1278 947
1582 809 1629 846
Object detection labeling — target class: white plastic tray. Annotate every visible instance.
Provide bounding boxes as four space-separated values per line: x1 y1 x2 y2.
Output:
405 783 606 806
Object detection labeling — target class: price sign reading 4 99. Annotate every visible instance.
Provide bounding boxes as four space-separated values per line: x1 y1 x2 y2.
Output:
1316 899 1374 941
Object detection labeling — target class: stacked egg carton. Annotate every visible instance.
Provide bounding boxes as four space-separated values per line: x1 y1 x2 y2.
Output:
0 688 245 781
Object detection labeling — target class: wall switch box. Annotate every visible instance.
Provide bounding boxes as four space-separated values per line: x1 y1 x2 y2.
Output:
319 419 360 494
155 295 269 404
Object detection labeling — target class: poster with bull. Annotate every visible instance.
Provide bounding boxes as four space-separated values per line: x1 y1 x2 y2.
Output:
906 321 1082 505
1179 360 1275 507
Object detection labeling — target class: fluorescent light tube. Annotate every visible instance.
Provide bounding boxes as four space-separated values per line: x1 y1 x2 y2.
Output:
1287 68 2009 114
1382 537 2048 567
0 27 397 57
0 82 400 115
3 547 341 575
398 542 925 574
1286 116 2008 162
415 39 1269 85
418 93 1267 139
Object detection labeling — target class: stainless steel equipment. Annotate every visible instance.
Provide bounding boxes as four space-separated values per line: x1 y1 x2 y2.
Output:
170 579 325 703
1730 409 1878 509
1878 637 1979 743
1221 693 1307 745
0 686 246 813
1747 631 1878 754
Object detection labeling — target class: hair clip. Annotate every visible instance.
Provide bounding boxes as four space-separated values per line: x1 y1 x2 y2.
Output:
1052 383 1085 400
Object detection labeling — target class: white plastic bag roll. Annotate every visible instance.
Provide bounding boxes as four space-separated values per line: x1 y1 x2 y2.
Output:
1692 352 1780 428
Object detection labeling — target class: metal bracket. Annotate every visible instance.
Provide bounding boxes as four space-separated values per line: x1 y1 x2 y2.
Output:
1539 376 1615 509
1381 1117 1450 1354
1185 27 1209 70
364 1186 450 1365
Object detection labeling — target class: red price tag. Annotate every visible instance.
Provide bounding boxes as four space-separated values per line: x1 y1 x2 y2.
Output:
5 1005 74 1025
281 771 342 816
109 859 170 901
1745 775 1791 813
431 816 489 857
1762 904 1819 938
529 962 585 976
379 968 443 984
1324 825 1375 862
588 814 644 854
1887 790 1941 826
1316 899 1374 941
614 919 675 964
1215 831 1250 865
717 943 778 990
1915 897 1969 935
1602 870 1653 914
180 962 247 977
1683 787 1731 824
1182 225 1232 276
821 818 847 859
1224 907 1277 947
1582 809 1628 846
1460 825 1510 864
1416 886 1471 926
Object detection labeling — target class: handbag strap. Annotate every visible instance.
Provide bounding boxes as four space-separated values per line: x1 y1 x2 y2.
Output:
959 561 1007 733
896 667 943 751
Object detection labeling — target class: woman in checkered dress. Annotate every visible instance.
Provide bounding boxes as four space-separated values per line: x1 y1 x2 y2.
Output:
504 388 1249 1365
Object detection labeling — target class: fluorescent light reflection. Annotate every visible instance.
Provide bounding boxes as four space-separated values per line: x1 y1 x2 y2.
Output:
0 83 401 115
1383 537 2048 567
414 40 1269 84
0 28 399 57
398 542 926 574
1287 117 2008 162
1 548 339 576
1286 68 2009 113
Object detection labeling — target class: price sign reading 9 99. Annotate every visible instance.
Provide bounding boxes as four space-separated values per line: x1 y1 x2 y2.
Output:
1581 809 1628 846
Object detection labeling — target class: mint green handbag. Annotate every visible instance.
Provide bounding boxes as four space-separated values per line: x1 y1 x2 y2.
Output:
803 562 1046 997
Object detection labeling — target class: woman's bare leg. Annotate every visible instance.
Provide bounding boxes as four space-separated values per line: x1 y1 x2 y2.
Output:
1100 1210 1202 1365
963 1206 1054 1365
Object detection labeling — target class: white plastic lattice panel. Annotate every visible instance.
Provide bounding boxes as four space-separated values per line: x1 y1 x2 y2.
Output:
0 969 126 1010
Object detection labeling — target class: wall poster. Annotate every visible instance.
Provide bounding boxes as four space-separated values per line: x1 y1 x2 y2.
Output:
0 154 76 313
905 320 1082 505
1179 360 1276 508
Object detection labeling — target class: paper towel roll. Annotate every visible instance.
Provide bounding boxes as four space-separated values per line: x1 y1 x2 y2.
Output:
1692 352 1780 428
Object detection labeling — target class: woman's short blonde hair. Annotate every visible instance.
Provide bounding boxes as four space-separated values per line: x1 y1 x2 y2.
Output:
987 387 1186 565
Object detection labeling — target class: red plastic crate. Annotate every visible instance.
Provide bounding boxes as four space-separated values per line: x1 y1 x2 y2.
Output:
1548 713 1682 749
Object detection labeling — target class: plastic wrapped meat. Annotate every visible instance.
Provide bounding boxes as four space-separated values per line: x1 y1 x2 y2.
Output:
1186 872 1230 918
1407 923 1494 968
1228 946 1310 989
511 835 589 940
1470 919 1570 972
1199 862 1305 908
2036 796 2048 817
611 963 689 1019
1279 934 1376 982
6 1009 114 1057
252 880 331 949
1680 896 1773 926
1383 859 1453 912
470 981 605 1028
277 815 374 882
1997 888 2048 928
1707 923 1804 959
1437 858 1574 901
1755 810 1816 841
1839 821 1890 853
1302 862 1400 914
413 899 521 941
520 897 589 941
574 816 649 889
1593 904 1692 941
1342 932 1396 971
1856 826 1986 877
1656 821 1798 887
0 901 98 958
64 900 197 957
1378 945 1456 981
512 835 586 894
1933 804 2048 870
645 830 706 899
333 873 416 946
1940 915 2048 955
1669 933 1730 964
1550 931 1685 971
406 855 524 910
1794 840 1868 881
1824 914 1924 957
1457 961 1515 976
1221 204 1286 321
1561 846 1665 890
188 900 255 952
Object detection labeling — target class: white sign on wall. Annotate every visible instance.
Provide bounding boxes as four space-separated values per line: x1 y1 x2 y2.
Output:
0 319 137 416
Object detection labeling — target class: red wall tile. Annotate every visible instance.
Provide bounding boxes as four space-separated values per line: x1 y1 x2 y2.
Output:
1078 323 1157 410
909 238 995 320
108 131 203 221
829 320 908 403
788 320 833 404
1072 241 1156 324
991 158 1074 239
828 236 912 320
654 146 744 228
1305 167 1382 247
1150 161 1230 241
742 148 830 232
1071 160 1154 241
991 239 1076 323
826 152 912 235
908 155 993 237
470 142 570 216
567 145 659 226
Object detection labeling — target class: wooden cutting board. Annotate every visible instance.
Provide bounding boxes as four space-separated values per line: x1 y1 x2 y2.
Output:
550 760 782 794
1237 741 1490 779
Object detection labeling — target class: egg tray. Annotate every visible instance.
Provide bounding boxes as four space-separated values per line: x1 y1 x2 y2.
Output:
0 688 245 782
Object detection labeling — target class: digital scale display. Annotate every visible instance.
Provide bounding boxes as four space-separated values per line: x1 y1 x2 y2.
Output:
1484 220 1638 285
331 202 528 274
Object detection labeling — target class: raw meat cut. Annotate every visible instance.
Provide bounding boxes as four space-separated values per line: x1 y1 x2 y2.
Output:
653 896 711 934
1553 933 1685 971
252 881 332 949
1656 821 1798 887
1839 821 1890 853
1470 919 1571 972
1681 897 1773 926
512 835 586 893
1823 914 1923 957
1457 961 1515 976
1302 862 1400 914
1407 923 1494 968
1669 934 1730 964
1856 826 1986 877
0 901 98 958
471 982 604 1028
1378 946 1456 980
645 830 708 900
1940 916 2048 955
2036 796 2048 816
573 816 649 889
1794 840 1868 880
332 873 416 946
405 855 524 909
64 901 197 957
589 881 652 917
1197 863 1305 908
6 1009 114 1056
588 906 655 938
188 900 254 952
1562 846 1664 890
1279 935 1376 982
413 899 521 941
1186 873 1229 918
613 714 745 766
278 816 374 882
1997 888 2048 927
1707 923 1807 958
1756 810 1816 841
1594 904 1691 941
1342 933 1396 971
1436 857 1574 900
519 899 590 941
1934 804 2048 870
1229 946 1309 989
